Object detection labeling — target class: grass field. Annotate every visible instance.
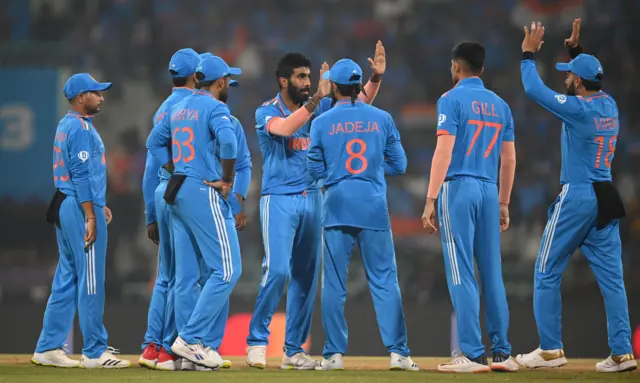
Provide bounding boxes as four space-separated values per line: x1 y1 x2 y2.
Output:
0 355 638 382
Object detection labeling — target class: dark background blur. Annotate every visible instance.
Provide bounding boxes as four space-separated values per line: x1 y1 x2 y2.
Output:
0 0 638 357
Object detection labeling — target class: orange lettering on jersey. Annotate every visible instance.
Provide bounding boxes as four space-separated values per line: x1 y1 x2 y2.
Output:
187 109 199 121
329 121 380 135
594 117 617 131
288 137 310 151
472 101 499 117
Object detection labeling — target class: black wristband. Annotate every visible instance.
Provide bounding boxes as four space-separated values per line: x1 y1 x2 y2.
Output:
522 51 535 61
566 43 583 59
222 176 234 183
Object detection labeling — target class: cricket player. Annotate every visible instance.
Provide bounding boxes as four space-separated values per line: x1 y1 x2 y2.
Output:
516 20 636 373
421 42 517 373
139 48 200 371
307 59 417 371
247 42 386 370
182 53 252 372
147 56 241 369
33 73 130 368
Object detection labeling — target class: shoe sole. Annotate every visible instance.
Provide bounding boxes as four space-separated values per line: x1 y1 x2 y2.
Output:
280 364 317 370
246 362 266 369
138 358 157 369
438 366 491 373
490 365 518 372
516 357 567 369
31 359 80 368
389 367 419 371
221 361 232 369
596 362 638 373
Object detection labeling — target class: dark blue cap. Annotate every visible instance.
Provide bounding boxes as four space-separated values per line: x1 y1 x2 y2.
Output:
196 55 242 85
555 54 603 82
169 48 200 78
63 73 112 100
322 59 363 85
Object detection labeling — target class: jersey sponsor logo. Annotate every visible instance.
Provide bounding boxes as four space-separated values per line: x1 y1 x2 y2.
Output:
555 94 567 104
78 151 90 163
438 114 447 126
288 137 310 151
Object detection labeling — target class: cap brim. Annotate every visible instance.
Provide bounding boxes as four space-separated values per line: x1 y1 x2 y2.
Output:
228 67 242 75
90 82 113 91
322 71 331 81
555 63 571 72
230 79 239 87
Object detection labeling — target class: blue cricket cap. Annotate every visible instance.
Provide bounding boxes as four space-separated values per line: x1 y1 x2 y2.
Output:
169 48 200 78
322 59 363 85
63 73 112 100
555 54 603 82
196 55 242 86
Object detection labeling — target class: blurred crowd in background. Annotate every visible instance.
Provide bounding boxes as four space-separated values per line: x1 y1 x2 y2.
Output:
1 0 639 305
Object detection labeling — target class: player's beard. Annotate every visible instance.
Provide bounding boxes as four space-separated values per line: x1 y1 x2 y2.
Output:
566 82 577 96
86 103 101 115
218 88 229 103
287 84 310 105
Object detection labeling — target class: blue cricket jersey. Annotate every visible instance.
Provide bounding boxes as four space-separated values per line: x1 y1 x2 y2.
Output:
230 115 252 199
307 99 407 230
142 87 193 225
53 111 107 207
147 89 237 182
436 77 515 183
522 60 618 183
255 93 332 195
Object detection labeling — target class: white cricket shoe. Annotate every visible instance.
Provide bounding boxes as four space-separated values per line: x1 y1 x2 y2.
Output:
438 354 491 373
389 352 419 371
80 348 131 369
171 336 221 369
595 354 637 373
181 359 215 371
516 347 567 369
203 347 231 369
315 354 344 370
490 353 519 372
246 345 266 369
281 352 318 370
31 349 80 368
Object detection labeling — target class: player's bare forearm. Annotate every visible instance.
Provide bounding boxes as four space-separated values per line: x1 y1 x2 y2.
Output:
426 135 455 199
81 201 96 219
268 108 312 137
499 142 516 205
305 94 322 114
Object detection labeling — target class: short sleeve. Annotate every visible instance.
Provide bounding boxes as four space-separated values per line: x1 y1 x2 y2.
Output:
436 95 459 136
255 105 277 138
503 103 515 142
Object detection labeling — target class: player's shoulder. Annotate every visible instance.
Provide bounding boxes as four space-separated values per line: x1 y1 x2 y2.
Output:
256 98 280 116
64 115 90 133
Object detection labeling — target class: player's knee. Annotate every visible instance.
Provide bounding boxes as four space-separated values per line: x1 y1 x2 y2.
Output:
266 263 289 284
534 270 562 287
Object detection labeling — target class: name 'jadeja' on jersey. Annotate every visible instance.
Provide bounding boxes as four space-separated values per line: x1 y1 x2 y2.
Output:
328 120 381 135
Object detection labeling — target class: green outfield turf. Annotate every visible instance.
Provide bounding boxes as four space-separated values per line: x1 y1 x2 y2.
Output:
0 355 637 382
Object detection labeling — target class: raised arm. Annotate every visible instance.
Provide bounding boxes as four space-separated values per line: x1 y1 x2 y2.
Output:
521 21 583 122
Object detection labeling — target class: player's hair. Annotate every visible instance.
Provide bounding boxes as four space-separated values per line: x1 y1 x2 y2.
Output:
335 77 363 105
169 70 188 87
452 41 485 75
276 53 312 89
195 71 214 89
582 73 603 91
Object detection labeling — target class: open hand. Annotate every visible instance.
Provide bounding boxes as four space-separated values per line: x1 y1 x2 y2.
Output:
147 222 159 245
565 18 581 48
522 21 545 53
500 204 510 232
315 62 331 98
368 40 386 77
105 206 112 224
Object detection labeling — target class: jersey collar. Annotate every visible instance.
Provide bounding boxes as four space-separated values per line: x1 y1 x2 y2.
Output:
456 76 485 88
66 110 94 120
335 99 364 107
276 93 292 116
172 87 194 95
